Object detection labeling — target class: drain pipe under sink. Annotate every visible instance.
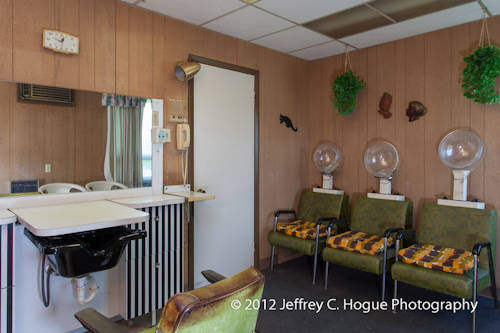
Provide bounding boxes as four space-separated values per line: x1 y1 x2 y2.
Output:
71 275 99 305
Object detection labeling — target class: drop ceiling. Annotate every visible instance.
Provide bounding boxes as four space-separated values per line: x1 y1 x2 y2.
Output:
122 0 497 61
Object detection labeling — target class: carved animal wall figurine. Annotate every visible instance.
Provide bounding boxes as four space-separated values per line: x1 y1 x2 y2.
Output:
280 114 298 132
406 101 427 122
378 92 393 119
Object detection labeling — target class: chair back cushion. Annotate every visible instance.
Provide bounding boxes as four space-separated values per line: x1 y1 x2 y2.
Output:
296 190 348 222
157 267 264 333
350 197 413 236
417 203 497 270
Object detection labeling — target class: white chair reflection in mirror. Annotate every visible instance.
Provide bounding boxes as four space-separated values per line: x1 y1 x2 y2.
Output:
85 181 128 192
102 94 152 188
38 183 87 194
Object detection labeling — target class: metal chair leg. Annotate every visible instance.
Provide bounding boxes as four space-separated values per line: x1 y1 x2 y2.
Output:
393 238 400 313
472 254 478 333
270 246 276 272
312 246 318 285
312 225 320 284
487 246 499 309
325 262 330 290
381 238 388 301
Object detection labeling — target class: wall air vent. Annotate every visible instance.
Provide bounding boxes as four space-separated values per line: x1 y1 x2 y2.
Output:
18 83 75 106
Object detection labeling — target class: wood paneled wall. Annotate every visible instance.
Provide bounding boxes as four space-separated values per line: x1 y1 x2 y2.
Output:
306 16 500 274
4 0 497 269
0 82 107 192
0 0 309 263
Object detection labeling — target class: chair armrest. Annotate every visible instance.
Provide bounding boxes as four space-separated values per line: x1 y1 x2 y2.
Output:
472 242 491 256
315 217 339 226
274 210 296 218
75 308 131 333
201 270 227 284
384 228 404 239
396 229 416 241
327 218 348 230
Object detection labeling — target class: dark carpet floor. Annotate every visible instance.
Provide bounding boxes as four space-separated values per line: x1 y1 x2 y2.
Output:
256 256 500 333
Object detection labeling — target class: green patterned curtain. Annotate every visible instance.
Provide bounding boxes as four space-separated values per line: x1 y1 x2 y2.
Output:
104 105 144 188
102 93 146 108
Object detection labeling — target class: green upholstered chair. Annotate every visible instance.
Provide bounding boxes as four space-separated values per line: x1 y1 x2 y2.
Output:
74 267 264 333
268 190 349 284
392 203 498 333
322 197 413 300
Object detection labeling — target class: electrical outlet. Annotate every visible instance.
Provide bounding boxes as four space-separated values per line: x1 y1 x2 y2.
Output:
45 164 51 173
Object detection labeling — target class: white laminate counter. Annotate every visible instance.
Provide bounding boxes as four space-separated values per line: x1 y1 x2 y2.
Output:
11 200 149 237
0 209 16 225
109 194 184 209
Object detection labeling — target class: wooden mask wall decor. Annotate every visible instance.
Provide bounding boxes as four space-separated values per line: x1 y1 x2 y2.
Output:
406 101 427 122
378 92 392 119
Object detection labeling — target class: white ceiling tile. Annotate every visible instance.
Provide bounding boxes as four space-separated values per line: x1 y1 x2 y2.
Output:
124 0 245 26
202 6 294 41
340 3 484 49
252 26 331 53
483 0 500 15
255 0 370 24
290 41 351 61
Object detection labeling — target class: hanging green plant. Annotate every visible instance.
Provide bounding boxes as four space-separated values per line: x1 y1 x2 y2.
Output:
333 50 366 115
462 45 500 104
333 70 366 115
462 18 500 104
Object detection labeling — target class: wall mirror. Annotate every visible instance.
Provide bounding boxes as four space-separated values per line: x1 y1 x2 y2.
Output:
0 81 158 197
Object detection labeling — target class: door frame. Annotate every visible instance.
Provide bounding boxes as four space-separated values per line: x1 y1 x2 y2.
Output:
187 55 260 289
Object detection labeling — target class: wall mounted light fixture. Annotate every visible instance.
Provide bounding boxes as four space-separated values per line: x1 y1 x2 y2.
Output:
175 61 201 81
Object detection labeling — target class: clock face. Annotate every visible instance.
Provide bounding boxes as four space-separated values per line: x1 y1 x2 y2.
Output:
43 29 79 54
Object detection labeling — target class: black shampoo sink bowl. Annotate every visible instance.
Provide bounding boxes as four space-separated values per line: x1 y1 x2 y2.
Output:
25 226 146 278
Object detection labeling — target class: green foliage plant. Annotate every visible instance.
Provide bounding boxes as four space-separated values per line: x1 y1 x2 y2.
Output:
333 70 366 115
462 26 500 104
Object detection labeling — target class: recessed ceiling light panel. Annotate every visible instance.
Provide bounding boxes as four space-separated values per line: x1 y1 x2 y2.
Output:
304 5 393 39
370 0 475 22
241 0 260 4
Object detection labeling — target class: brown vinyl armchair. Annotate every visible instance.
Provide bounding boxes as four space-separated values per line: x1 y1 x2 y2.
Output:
75 267 264 333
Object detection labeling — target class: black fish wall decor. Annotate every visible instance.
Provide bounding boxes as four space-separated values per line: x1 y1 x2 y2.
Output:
280 114 298 132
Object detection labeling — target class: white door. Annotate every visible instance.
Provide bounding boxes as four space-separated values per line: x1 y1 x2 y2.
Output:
193 64 255 288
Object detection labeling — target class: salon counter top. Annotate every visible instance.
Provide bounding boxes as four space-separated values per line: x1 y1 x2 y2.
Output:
0 209 16 225
109 194 184 208
11 200 148 237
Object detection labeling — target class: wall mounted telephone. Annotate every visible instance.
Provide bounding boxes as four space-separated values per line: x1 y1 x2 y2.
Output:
177 123 190 186
176 123 190 150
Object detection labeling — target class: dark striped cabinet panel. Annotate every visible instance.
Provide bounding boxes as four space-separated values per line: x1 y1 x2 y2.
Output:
126 203 183 319
0 224 14 333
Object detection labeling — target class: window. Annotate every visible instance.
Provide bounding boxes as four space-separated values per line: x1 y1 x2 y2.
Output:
142 100 152 186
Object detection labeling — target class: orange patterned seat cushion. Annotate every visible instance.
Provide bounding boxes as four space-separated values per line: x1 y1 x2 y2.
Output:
327 231 393 255
276 220 330 240
397 244 474 275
